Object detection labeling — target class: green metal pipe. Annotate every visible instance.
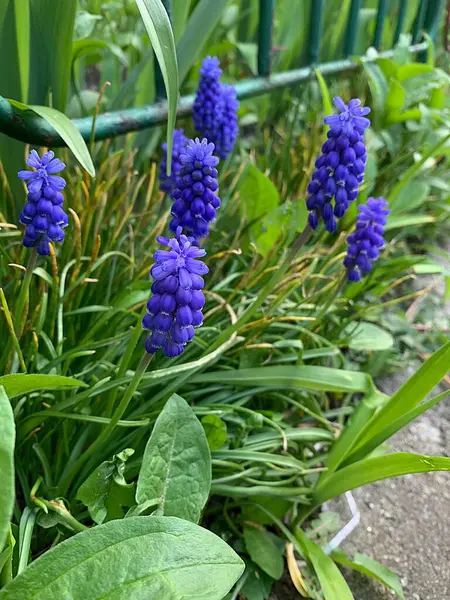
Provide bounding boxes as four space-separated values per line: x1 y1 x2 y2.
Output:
257 0 275 76
413 0 428 42
309 0 324 64
344 0 362 57
0 43 427 148
373 0 388 49
394 0 408 44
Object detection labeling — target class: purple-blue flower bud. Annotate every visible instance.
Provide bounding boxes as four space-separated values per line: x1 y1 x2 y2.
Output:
159 128 188 195
344 197 390 282
170 138 220 239
143 228 208 358
193 56 223 144
306 97 371 233
18 150 68 256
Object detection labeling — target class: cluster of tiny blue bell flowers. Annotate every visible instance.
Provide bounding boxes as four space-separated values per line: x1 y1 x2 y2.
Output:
307 97 370 233
193 56 239 160
142 228 208 358
159 128 188 195
18 150 68 256
170 138 220 240
344 197 390 282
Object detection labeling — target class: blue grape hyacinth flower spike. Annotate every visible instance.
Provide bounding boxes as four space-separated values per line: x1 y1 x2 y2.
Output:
18 150 68 256
159 128 188 195
143 227 208 358
193 56 223 144
307 97 371 233
215 84 239 160
170 137 220 239
344 196 390 282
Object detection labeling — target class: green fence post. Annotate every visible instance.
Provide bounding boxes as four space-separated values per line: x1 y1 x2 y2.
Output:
258 0 275 76
344 0 362 57
394 0 408 44
423 0 446 40
155 0 173 101
309 0 324 64
373 0 388 49
412 0 428 43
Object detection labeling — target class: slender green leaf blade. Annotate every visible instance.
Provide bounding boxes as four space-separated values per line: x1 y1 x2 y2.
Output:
315 69 333 118
29 0 77 110
136 394 211 523
0 516 244 599
14 0 30 102
341 322 394 352
135 0 179 175
192 366 371 393
332 550 404 599
313 453 450 506
0 374 87 399
295 529 354 600
177 0 228 84
244 527 284 580
28 105 95 176
0 387 15 552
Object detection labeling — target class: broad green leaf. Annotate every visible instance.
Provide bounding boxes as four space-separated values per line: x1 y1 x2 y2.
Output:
201 414 227 450
390 179 430 213
295 529 354 600
239 164 279 223
135 0 179 175
0 516 244 599
172 0 192 43
77 449 135 524
385 79 405 113
242 496 292 526
136 394 211 523
396 63 434 81
244 526 284 580
351 341 450 453
27 104 95 176
312 452 450 507
240 561 274 600
29 0 77 110
177 0 228 84
0 374 87 399
0 387 15 552
341 322 394 352
192 366 371 393
332 550 404 598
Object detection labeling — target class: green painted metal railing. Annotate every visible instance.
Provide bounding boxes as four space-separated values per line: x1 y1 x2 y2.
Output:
0 0 446 147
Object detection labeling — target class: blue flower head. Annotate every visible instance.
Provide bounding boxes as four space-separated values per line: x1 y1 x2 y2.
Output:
307 97 371 233
193 56 223 144
344 196 390 282
159 128 188 195
143 227 208 358
170 138 220 239
215 84 239 160
18 150 68 256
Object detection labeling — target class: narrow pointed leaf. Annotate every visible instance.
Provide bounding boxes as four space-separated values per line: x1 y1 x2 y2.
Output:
0 374 87 399
0 387 15 552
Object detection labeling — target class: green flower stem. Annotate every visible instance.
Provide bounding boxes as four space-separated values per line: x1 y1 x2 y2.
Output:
59 352 153 495
2 249 37 373
207 225 311 353
105 305 147 418
34 498 88 533
15 249 38 341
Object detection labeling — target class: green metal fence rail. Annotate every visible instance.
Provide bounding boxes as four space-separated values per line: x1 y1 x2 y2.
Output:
0 0 446 148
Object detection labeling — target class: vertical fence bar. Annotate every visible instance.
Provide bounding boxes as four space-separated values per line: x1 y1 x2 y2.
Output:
344 0 362 57
308 0 325 64
423 0 446 40
373 0 388 49
155 0 173 101
394 0 408 44
258 0 275 76
412 0 428 43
